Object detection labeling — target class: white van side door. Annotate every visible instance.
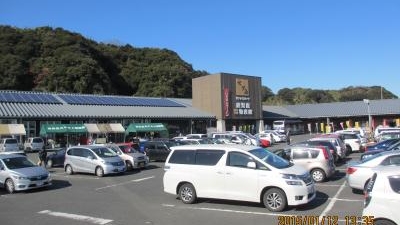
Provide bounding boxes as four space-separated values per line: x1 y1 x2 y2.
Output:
223 151 259 202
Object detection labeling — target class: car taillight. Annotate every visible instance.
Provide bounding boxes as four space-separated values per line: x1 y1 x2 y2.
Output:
321 147 329 160
346 167 357 174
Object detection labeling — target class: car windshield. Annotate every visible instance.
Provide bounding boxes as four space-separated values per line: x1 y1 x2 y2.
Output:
388 140 400 150
92 147 118 158
249 148 291 169
2 157 36 169
107 145 123 155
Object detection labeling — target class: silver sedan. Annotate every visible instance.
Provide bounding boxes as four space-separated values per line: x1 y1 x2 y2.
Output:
0 153 51 193
346 151 400 191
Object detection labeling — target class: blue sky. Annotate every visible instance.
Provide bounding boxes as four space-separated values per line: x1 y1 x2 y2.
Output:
1 0 399 97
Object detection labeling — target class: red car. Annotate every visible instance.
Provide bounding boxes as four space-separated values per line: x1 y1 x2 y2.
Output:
259 139 271 148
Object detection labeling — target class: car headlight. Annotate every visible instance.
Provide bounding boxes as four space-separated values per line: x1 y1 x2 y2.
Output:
281 173 303 185
281 173 300 180
12 175 29 180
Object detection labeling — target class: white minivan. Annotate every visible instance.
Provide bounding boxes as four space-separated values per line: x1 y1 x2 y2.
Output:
163 144 316 212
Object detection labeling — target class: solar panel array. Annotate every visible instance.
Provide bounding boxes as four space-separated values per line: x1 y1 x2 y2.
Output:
57 94 184 107
0 92 61 104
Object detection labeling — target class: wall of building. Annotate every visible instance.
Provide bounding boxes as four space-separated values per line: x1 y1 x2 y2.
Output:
192 74 223 118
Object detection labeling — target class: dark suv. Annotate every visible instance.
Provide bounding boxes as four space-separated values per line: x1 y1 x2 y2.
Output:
143 141 177 161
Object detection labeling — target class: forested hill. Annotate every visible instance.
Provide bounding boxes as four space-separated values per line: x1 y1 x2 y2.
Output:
0 25 207 97
261 86 398 105
0 25 397 103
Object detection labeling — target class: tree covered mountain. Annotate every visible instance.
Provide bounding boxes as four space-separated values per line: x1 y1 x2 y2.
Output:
261 86 397 105
0 25 207 97
0 25 397 103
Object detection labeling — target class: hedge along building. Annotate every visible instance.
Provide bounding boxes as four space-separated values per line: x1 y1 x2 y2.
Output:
0 91 215 143
192 73 264 133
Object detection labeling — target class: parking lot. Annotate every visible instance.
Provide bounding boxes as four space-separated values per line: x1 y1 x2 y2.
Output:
0 134 367 225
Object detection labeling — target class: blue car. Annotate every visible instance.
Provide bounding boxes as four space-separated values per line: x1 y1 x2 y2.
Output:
361 140 400 160
365 138 400 152
45 148 66 168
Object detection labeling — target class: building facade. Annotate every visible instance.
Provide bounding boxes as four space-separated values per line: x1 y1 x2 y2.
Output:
192 73 264 133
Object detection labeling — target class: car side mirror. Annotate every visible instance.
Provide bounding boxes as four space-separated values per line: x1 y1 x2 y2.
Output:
0 166 4 170
87 156 94 160
247 161 256 169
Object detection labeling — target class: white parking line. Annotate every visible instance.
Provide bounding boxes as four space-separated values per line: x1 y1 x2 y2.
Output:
38 210 113 225
316 197 362 202
162 204 296 217
95 176 154 191
319 181 347 223
51 173 100 180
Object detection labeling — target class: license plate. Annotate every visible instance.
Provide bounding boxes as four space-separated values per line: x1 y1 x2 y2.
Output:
139 162 144 167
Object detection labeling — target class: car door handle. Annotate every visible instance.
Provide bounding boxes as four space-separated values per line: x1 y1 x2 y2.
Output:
217 171 224 174
226 172 232 175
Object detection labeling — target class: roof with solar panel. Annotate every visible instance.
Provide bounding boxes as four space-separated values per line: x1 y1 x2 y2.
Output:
0 91 214 119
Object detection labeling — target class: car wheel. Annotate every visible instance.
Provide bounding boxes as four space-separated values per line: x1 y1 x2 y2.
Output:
311 169 326 183
46 159 53 168
263 188 287 212
5 178 15 194
346 145 352 155
179 183 197 204
95 166 104 177
126 161 133 171
374 220 396 225
65 164 74 175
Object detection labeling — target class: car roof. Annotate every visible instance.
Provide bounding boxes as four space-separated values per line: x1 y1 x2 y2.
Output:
67 145 109 149
170 144 261 152
0 153 25 159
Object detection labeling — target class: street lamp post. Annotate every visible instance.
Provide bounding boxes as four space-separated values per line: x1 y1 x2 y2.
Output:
363 99 372 134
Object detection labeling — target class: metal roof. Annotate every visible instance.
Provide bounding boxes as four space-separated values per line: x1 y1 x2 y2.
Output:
263 99 400 119
0 100 214 119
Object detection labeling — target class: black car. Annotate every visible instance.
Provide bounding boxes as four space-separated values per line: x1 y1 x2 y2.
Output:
143 141 177 161
46 148 66 168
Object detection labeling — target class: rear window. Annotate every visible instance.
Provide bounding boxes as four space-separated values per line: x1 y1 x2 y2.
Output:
169 150 196 164
5 139 17 144
32 138 43 143
388 175 400 193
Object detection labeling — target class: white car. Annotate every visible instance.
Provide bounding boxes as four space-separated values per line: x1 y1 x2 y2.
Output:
263 130 286 142
255 133 275 145
0 154 51 193
24 137 44 152
105 144 149 170
163 144 316 212
0 138 21 153
346 151 400 191
363 166 400 225
340 132 362 153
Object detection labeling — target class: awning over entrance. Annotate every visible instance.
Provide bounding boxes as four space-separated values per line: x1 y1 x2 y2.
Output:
125 123 167 133
40 124 87 135
84 123 125 133
0 124 26 135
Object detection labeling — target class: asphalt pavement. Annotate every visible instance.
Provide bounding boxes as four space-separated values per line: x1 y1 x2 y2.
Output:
0 133 367 225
